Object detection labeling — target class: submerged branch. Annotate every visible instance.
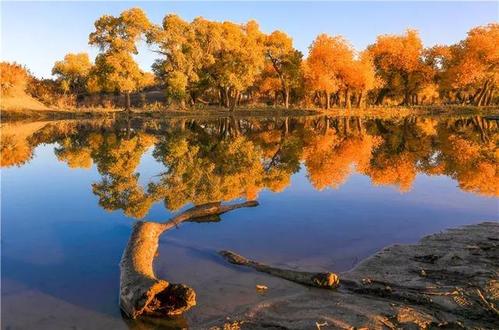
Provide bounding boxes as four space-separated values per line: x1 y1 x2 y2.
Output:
219 250 339 289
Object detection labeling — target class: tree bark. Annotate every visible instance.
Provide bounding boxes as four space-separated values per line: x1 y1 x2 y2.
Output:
357 91 363 108
120 201 258 319
125 92 131 112
375 89 387 105
345 89 351 109
220 87 231 109
476 80 490 106
219 250 339 289
230 90 240 111
485 86 494 105
284 88 290 109
402 73 411 105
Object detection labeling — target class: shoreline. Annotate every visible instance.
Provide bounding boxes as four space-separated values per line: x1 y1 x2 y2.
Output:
2 106 498 122
206 222 499 329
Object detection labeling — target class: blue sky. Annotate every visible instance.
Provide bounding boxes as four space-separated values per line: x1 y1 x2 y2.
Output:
1 1 497 78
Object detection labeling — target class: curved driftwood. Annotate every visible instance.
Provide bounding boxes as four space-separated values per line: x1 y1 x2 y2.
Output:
219 250 339 289
120 201 258 319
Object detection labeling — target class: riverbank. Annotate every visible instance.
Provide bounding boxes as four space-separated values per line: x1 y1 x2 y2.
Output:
208 222 498 329
0 107 321 121
2 105 499 122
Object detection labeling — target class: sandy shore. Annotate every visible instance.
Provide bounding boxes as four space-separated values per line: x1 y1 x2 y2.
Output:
205 222 499 329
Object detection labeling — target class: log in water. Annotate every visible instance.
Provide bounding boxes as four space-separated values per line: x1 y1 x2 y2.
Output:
119 201 259 319
219 250 340 289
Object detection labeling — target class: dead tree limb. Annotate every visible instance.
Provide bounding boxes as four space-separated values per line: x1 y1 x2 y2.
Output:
120 201 259 319
219 250 339 289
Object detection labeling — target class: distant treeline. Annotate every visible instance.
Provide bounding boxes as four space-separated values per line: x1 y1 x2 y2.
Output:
1 8 498 110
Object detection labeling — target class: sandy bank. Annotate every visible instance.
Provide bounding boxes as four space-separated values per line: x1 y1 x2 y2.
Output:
207 222 498 329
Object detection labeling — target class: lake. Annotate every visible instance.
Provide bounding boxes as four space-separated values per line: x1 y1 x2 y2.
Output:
1 114 497 329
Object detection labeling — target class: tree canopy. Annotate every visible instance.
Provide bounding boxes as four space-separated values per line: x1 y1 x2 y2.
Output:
21 8 494 110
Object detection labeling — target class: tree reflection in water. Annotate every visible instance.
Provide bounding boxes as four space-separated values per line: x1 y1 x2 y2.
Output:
2 115 497 218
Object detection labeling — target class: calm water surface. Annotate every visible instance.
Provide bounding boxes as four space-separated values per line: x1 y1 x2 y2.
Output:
1 115 498 328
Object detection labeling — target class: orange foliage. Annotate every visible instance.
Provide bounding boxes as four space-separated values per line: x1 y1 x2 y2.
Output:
365 153 417 193
0 62 30 96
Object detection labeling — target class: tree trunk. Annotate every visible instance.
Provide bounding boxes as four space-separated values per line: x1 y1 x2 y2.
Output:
357 91 364 108
229 90 240 111
476 80 490 106
375 89 387 105
470 88 482 104
402 73 411 105
125 92 131 112
120 221 195 319
312 91 320 107
345 89 351 109
325 91 330 109
221 87 231 108
120 201 258 319
284 88 290 109
236 92 242 107
485 87 494 105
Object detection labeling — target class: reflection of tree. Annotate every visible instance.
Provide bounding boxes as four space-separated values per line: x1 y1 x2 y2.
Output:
0 134 34 167
9 115 493 219
360 117 436 192
303 118 382 190
50 126 157 218
0 121 55 167
90 133 157 218
55 136 93 169
150 131 265 211
421 116 498 196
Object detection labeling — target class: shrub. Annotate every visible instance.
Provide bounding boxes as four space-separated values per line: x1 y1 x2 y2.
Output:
27 78 75 107
0 62 30 96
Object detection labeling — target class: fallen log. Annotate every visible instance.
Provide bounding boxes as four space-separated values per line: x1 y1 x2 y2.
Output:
120 201 258 319
211 222 499 329
219 250 339 289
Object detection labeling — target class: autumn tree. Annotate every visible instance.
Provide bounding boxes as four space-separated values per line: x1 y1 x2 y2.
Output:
88 8 152 111
304 34 355 109
342 51 377 108
368 29 432 105
52 53 93 97
257 64 283 105
148 16 266 109
147 14 202 107
439 23 498 106
264 31 303 108
207 20 265 110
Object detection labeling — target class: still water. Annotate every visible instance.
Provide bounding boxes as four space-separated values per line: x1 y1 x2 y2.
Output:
1 115 498 328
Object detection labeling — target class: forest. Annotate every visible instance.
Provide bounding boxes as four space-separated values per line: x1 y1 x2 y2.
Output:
1 8 498 111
